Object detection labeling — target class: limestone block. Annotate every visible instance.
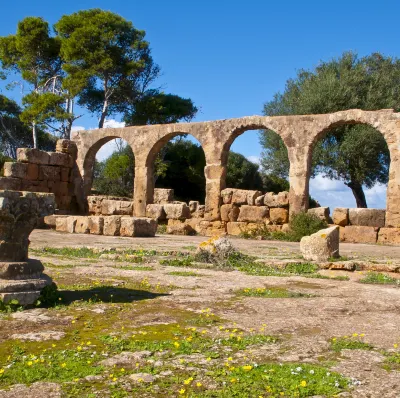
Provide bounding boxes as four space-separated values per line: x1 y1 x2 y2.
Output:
75 216 90 234
20 180 44 193
56 216 76 233
227 222 248 236
153 188 174 204
120 217 157 237
101 199 133 216
56 139 77 158
308 207 330 222
88 196 103 215
247 190 263 206
146 204 166 220
237 205 269 222
43 215 59 229
163 203 190 220
88 216 104 235
332 208 349 227
377 228 400 245
197 205 206 218
39 165 61 181
255 195 265 206
300 226 340 261
342 226 378 244
196 220 227 236
27 164 39 181
49 152 72 167
3 162 28 179
167 219 194 235
220 204 240 222
269 208 289 224
60 167 70 182
221 188 234 204
17 148 50 165
189 201 200 213
264 191 289 208
57 195 72 210
0 177 21 190
103 216 121 236
281 223 291 233
349 208 385 228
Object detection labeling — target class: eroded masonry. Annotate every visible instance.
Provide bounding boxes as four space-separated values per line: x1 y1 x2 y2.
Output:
1 109 400 243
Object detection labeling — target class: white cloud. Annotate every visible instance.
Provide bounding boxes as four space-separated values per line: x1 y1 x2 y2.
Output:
96 140 122 161
309 174 386 209
71 125 86 132
103 119 126 129
247 155 260 165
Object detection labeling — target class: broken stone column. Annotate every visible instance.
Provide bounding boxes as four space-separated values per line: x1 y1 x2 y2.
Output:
0 190 55 305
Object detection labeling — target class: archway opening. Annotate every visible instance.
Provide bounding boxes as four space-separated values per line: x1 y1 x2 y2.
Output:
225 127 290 193
153 135 206 203
92 138 135 199
309 123 389 210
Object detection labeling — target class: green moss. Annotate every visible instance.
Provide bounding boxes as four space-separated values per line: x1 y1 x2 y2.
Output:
330 336 374 352
237 287 313 298
359 272 399 285
168 271 201 277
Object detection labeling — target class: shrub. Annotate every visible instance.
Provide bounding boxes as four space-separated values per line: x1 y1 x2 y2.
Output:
288 211 328 241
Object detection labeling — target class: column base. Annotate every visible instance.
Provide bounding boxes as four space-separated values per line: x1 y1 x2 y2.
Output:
0 259 52 306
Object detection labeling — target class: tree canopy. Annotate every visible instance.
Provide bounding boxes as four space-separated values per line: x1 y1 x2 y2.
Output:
260 52 399 207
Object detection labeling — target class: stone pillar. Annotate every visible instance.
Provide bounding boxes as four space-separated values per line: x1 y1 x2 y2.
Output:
386 143 400 227
134 165 154 217
288 146 312 215
204 164 226 221
0 191 55 305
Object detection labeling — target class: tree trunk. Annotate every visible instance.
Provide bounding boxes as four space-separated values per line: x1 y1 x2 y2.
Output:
345 180 368 208
32 122 38 149
98 100 108 129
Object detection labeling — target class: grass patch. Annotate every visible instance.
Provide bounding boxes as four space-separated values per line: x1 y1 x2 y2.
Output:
359 272 400 285
168 271 201 277
330 336 374 352
383 352 400 370
160 257 195 267
237 287 313 298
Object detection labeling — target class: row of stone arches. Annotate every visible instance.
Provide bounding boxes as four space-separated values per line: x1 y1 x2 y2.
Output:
71 109 400 226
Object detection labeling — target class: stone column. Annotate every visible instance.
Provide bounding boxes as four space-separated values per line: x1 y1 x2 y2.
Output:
133 165 154 217
204 164 226 221
0 191 55 305
288 146 312 215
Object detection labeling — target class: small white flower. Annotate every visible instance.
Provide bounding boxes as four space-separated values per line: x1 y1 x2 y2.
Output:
309 369 315 374
326 372 331 376
296 367 302 372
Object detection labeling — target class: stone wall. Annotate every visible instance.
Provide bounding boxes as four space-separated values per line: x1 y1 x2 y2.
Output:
0 140 77 211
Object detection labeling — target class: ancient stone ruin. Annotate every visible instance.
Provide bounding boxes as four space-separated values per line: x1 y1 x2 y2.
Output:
0 191 55 304
1 109 400 243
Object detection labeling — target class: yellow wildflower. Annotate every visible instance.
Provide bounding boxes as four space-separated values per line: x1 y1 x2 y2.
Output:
0 369 4 375
179 388 185 395
27 361 33 367
61 363 67 368
394 343 398 349
196 382 202 387
300 380 307 387
230 378 237 383
77 346 82 351
242 365 253 371
174 342 180 348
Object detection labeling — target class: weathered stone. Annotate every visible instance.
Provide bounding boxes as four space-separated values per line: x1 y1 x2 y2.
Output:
56 139 77 158
189 201 200 213
237 205 269 222
342 226 378 244
377 228 400 245
146 204 166 220
247 190 263 206
221 188 234 204
11 331 65 341
74 216 90 234
349 208 385 227
255 195 265 206
153 188 174 204
39 165 61 181
163 203 191 220
269 207 289 224
0 177 22 190
129 373 156 383
3 162 28 179
43 215 61 229
167 219 195 235
60 167 70 182
0 191 55 305
220 204 240 222
17 148 50 165
300 226 340 261
226 222 248 236
88 216 104 235
100 351 151 368
196 220 226 236
101 199 133 216
103 216 121 236
120 217 157 237
332 208 349 227
48 152 72 167
308 207 330 222
264 191 289 207
196 236 235 261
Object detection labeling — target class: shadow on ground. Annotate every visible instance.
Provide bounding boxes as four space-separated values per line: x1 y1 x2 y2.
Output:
59 286 169 305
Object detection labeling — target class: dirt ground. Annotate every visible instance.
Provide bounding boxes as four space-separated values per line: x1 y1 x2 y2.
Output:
0 230 399 397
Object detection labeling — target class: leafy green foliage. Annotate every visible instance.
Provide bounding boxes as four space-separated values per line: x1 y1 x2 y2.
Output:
330 336 374 352
226 152 263 190
261 52 399 207
288 212 328 242
0 299 22 313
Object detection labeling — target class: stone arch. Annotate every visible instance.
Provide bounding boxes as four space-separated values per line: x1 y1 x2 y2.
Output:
82 136 136 197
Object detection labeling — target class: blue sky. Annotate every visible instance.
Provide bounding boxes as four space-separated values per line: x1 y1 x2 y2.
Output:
1 0 398 208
